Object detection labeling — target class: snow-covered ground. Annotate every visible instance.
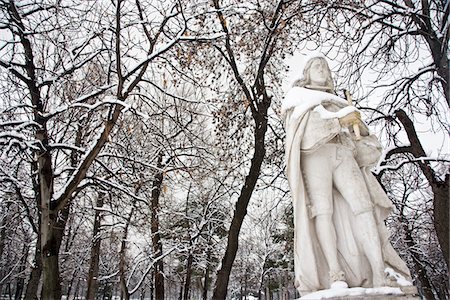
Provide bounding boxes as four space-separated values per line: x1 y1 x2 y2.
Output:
298 268 414 299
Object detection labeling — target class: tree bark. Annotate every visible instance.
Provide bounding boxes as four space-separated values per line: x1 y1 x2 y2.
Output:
41 204 71 300
6 3 63 298
38 120 60 299
202 262 210 300
182 253 194 300
400 214 434 299
24 193 42 300
86 193 105 300
395 109 449 268
66 269 77 300
150 270 154 300
151 153 165 300
14 244 28 300
119 205 134 300
0 199 9 261
23 250 41 299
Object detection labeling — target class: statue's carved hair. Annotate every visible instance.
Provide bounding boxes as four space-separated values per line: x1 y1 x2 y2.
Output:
292 57 335 94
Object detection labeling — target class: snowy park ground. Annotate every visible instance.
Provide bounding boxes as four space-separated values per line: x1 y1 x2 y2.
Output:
297 268 417 300
299 286 404 299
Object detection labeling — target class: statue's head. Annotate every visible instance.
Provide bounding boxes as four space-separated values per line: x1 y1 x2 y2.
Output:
293 56 334 93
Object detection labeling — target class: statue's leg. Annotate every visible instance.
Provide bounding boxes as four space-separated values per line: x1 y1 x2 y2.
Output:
302 145 344 285
333 147 386 287
354 212 386 287
314 214 343 280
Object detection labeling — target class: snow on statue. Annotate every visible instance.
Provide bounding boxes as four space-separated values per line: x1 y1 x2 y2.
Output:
282 54 413 297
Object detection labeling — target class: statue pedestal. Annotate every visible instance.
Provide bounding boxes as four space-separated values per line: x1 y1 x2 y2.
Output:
326 295 419 300
299 286 419 300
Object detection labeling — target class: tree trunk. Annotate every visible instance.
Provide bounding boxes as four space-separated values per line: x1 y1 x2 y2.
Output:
86 193 105 300
24 231 42 299
119 206 134 300
41 201 71 300
213 106 269 299
46 203 73 300
0 199 10 260
14 244 28 300
402 218 435 299
6 1 62 297
150 270 154 300
182 253 194 300
202 261 210 300
395 109 449 268
73 279 82 300
431 178 449 268
178 284 183 300
66 270 77 300
151 153 165 300
39 133 60 300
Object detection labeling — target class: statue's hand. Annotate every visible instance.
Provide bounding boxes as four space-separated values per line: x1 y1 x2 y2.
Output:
339 111 361 127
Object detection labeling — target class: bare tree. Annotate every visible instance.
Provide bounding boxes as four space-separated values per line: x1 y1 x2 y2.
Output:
170 0 321 297
0 0 191 298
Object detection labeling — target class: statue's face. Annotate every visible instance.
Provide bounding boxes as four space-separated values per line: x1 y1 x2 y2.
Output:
308 59 328 86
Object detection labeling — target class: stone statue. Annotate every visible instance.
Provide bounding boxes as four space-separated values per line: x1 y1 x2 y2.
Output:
282 54 413 296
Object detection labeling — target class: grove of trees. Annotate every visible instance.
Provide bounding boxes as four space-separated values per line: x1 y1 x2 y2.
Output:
0 0 448 299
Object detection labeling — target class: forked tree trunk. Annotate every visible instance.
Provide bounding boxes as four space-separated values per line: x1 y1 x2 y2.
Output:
12 16 58 290
7 0 63 296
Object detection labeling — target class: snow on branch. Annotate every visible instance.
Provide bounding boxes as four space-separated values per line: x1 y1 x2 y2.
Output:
90 176 149 206
43 84 116 119
373 156 450 175
71 96 130 112
0 120 41 130
127 246 178 295
37 49 105 88
0 59 32 83
122 5 187 93
97 271 120 282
